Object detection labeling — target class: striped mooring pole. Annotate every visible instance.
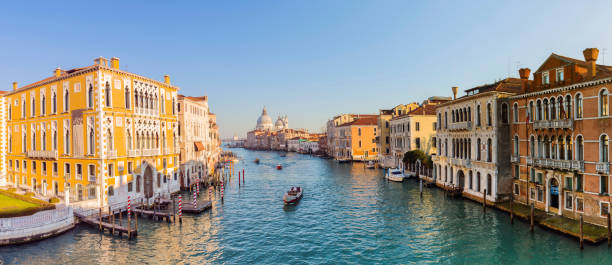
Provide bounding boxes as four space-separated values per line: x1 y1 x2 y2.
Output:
197 182 200 197
178 194 183 223
127 196 131 215
208 186 212 201
221 179 224 203
193 188 197 208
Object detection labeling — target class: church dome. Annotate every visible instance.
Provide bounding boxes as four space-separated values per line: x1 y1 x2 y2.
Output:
275 118 285 130
256 107 274 131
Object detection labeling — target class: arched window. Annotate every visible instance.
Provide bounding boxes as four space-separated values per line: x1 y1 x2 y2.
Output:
558 136 565 160
53 130 57 151
528 101 534 122
89 128 95 155
477 138 481 161
487 138 492 162
565 95 572 119
476 172 481 192
22 132 26 153
530 136 535 157
543 99 549 120
469 171 473 190
558 96 564 119
125 86 130 109
514 135 519 155
550 97 556 120
136 176 141 193
576 135 584 161
544 136 550 159
501 103 508 124
538 136 543 158
452 110 455 123
107 129 113 151
444 139 448 156
31 96 35 116
41 94 46 115
437 114 441 129
575 94 583 119
42 131 46 150
32 130 36 150
134 90 139 108
64 89 69 112
444 112 448 128
105 82 111 107
127 130 132 150
172 98 176 114
477 105 481 126
88 84 94 108
601 134 609 162
600 89 609 116
64 129 70 154
52 92 57 113
155 133 159 148
566 136 572 161
536 100 542 120
467 107 471 121
486 174 492 195
513 103 518 123
487 103 492 126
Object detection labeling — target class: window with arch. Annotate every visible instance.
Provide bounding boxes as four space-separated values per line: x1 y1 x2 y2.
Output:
8 105 11 121
52 92 57 114
32 130 36 150
469 171 473 190
487 138 492 162
600 89 609 117
64 129 70 155
486 103 492 126
477 138 481 161
125 86 130 109
566 135 572 160
21 98 25 118
486 174 492 195
105 82 111 107
514 135 519 156
41 94 46 115
538 136 543 158
564 95 571 119
452 110 455 123
501 103 508 124
543 99 549 120
528 101 534 122
88 84 94 108
576 135 584 161
550 97 556 120
530 136 535 157
42 131 46 150
22 132 26 153
444 112 448 128
64 89 69 112
601 134 609 162
476 105 481 126
88 128 95 155
127 130 132 150
476 172 481 192
107 129 113 151
31 95 35 117
53 130 57 151
575 93 583 119
513 103 518 123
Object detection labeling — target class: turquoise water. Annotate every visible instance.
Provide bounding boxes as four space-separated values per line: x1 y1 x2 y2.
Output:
1 148 611 264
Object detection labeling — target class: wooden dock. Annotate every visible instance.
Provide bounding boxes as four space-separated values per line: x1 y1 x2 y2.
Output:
74 211 137 239
133 208 174 222
181 200 212 214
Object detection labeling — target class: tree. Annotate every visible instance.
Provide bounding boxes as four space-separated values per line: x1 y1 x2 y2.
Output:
402 150 432 168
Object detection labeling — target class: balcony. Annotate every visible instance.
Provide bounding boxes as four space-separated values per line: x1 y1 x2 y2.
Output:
533 119 573 130
88 174 96 182
571 160 584 172
448 121 472 131
526 157 534 165
128 149 141 157
532 158 580 171
142 149 160 156
107 149 117 159
26 150 58 160
450 158 471 168
432 155 440 162
511 154 520 163
596 162 610 174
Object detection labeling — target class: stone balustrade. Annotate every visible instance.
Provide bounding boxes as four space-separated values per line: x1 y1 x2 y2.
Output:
596 162 610 174
533 119 573 130
26 150 58 160
448 121 472 131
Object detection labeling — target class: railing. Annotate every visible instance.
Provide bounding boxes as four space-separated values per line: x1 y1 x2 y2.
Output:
596 162 610 174
511 154 520 163
88 174 96 182
532 158 581 171
526 157 534 165
142 149 160 156
128 149 141 156
571 160 584 172
533 119 573 130
450 158 471 168
107 149 117 159
26 150 58 160
0 207 73 240
448 121 472 131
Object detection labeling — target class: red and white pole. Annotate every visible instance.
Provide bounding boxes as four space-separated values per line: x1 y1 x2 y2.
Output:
127 196 131 215
178 194 182 223
221 180 224 203
193 189 197 208
208 186 212 201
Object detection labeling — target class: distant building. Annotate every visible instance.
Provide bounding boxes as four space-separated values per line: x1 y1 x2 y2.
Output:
389 104 439 167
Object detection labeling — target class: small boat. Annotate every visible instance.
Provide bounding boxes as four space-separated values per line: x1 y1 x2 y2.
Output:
280 153 287 157
276 164 283 170
254 159 260 164
365 161 375 169
283 187 303 204
385 168 404 182
232 158 239 163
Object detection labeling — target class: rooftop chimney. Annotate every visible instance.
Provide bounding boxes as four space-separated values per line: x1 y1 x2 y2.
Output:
110 57 120 69
55 67 62 77
451 86 458 100
12 82 17 91
583 48 599 79
164 75 171 85
519 68 531 93
94 56 108 67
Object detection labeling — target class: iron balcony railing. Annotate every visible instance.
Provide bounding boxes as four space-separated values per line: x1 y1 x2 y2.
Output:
533 119 573 130
596 162 610 174
448 121 472 131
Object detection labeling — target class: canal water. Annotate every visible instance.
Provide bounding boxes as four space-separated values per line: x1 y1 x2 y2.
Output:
1 148 611 264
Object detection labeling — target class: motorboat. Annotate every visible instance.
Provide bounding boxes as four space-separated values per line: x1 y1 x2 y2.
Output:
280 153 287 157
254 159 260 164
365 161 375 169
283 187 303 204
385 168 404 182
277 164 283 170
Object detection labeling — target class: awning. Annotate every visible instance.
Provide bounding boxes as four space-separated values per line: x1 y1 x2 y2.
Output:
194 142 205 152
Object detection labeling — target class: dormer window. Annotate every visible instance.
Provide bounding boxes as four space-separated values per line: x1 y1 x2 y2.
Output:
556 69 564 82
542 72 550 85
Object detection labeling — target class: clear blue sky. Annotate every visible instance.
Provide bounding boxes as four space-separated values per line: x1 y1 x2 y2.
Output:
2 0 612 138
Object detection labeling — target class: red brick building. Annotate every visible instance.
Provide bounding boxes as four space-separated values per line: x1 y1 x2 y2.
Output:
510 48 612 225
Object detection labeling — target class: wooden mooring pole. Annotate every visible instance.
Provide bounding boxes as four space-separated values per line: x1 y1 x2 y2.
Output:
608 213 611 247
510 195 514 224
482 189 486 212
99 208 102 231
530 203 534 232
580 214 584 249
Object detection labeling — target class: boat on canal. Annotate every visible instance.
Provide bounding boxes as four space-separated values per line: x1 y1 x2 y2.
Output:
276 164 283 170
283 187 303 204
365 161 375 169
385 168 404 182
254 158 260 164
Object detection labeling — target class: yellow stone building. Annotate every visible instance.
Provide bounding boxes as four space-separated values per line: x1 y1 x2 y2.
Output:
5 57 180 207
377 103 419 167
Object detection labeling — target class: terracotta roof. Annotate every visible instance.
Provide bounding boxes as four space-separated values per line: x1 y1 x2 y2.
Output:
536 53 612 81
341 116 378 126
407 104 437 116
463 77 523 95
179 94 208 102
